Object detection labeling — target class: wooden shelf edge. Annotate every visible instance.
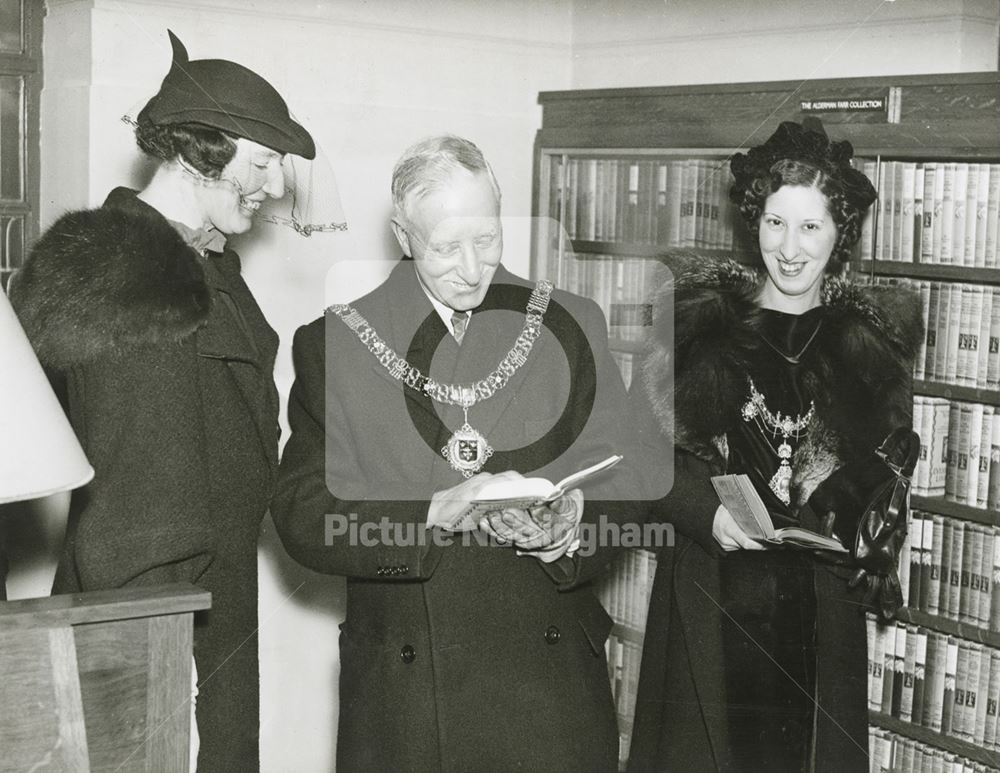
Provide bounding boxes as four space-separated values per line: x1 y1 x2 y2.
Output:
565 240 757 263
894 608 1000 648
610 622 646 645
869 711 1000 767
856 261 1000 285
911 496 999 527
914 381 1000 406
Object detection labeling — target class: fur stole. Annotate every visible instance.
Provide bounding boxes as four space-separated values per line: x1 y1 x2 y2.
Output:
642 254 923 508
10 194 211 369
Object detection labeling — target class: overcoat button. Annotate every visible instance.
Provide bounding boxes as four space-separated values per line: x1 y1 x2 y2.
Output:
544 625 561 645
400 645 416 664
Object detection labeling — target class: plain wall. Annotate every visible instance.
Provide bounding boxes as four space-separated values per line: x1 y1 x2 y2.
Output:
7 0 997 770
569 0 1000 87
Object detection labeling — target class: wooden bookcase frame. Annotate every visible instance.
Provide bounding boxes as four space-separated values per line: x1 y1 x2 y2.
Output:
531 71 1000 770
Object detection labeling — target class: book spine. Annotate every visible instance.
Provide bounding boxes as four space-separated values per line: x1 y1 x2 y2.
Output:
926 281 941 379
667 160 684 247
948 520 966 618
986 650 1000 748
956 285 974 386
927 632 947 730
991 527 1000 633
913 628 928 728
945 284 963 383
942 637 958 733
917 280 932 381
939 163 955 265
952 402 972 502
985 164 1000 269
913 165 925 263
975 162 989 267
973 643 991 744
861 160 877 260
927 515 945 615
922 162 938 263
930 399 950 497
959 643 982 741
920 510 936 612
952 163 969 266
960 522 980 624
965 402 985 505
882 620 898 712
945 401 961 501
977 289 994 388
900 625 918 721
939 518 955 616
908 513 924 609
868 614 881 710
875 160 889 260
950 640 970 736
963 163 980 266
914 396 929 494
892 623 907 716
934 285 953 381
900 162 917 262
978 522 993 627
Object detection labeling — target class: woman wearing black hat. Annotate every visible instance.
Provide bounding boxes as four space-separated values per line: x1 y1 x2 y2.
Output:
10 31 316 773
626 121 922 772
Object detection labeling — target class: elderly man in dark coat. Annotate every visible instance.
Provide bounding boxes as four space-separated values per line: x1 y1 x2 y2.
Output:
10 32 315 772
272 135 640 773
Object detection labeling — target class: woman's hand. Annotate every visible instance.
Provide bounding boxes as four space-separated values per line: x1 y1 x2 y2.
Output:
712 504 766 551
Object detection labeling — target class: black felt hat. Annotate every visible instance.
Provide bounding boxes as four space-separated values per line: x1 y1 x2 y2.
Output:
137 31 315 159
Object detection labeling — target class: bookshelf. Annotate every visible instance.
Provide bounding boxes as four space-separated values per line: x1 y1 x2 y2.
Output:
530 71 1000 772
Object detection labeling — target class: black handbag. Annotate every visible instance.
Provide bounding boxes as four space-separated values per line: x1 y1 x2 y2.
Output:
844 427 920 620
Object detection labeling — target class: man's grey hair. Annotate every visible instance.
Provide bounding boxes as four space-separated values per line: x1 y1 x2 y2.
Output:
391 135 501 226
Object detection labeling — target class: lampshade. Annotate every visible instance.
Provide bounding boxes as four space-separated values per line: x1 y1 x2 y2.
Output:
0 289 93 504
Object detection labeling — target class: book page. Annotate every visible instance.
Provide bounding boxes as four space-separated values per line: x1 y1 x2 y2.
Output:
459 454 624 528
710 474 774 540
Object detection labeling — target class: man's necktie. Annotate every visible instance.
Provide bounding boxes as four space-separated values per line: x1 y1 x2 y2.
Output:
451 312 468 344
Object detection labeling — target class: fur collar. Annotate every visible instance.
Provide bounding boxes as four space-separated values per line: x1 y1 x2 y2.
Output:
642 254 923 507
10 191 211 368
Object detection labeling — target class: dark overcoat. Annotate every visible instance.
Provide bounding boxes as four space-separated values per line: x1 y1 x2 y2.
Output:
273 260 640 773
11 189 278 773
626 258 923 773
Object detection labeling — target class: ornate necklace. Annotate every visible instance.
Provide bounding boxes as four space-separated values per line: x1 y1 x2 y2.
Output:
740 377 815 505
329 280 554 477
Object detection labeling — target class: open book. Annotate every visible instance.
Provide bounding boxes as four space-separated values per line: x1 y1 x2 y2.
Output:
452 454 623 529
710 474 847 553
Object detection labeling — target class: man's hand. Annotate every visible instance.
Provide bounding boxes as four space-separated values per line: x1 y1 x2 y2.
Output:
426 471 525 531
711 504 766 552
482 489 585 563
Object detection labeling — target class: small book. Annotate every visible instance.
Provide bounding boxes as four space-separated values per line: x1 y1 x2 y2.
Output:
466 454 624 517
709 474 847 552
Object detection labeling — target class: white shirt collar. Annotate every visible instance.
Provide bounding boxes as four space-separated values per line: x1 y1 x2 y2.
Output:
413 264 470 336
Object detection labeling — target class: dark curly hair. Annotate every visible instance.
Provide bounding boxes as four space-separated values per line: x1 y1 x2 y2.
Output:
134 120 237 178
729 119 877 267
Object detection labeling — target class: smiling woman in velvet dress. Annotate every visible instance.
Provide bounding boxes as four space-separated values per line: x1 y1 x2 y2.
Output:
627 121 923 772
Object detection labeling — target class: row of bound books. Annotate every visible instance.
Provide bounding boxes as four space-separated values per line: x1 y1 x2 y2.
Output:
548 156 740 249
555 254 662 343
911 397 1000 510
596 548 658 635
859 161 1000 266
868 617 1000 747
606 632 640 771
901 511 1000 629
868 727 998 772
870 277 1000 388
